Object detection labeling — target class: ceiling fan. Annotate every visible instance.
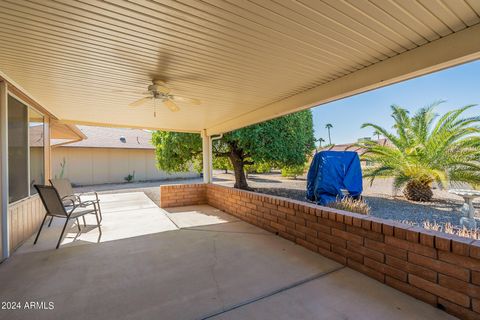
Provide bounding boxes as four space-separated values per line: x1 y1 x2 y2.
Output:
126 80 201 116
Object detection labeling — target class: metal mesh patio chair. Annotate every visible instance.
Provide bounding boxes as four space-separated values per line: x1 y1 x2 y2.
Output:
34 185 102 249
49 178 103 224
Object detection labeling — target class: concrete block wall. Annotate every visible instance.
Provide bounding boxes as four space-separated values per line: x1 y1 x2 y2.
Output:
159 183 480 320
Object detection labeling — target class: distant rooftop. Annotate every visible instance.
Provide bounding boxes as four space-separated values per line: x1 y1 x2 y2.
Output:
61 126 155 150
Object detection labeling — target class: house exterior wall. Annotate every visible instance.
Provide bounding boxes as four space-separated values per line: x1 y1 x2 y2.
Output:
52 147 198 186
160 183 480 320
8 195 45 252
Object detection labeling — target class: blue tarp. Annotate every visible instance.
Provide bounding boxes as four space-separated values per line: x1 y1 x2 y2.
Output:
306 151 363 205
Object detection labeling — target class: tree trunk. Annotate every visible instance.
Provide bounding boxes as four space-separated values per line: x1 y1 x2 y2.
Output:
227 143 250 190
403 180 433 202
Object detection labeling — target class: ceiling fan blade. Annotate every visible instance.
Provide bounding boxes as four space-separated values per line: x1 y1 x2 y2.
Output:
128 96 152 107
112 90 149 94
164 99 180 112
170 95 201 105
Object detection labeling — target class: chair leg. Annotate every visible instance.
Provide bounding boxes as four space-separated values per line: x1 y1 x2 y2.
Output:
57 218 70 249
48 216 54 227
82 215 87 227
97 202 103 222
34 214 49 245
76 218 81 231
94 210 101 230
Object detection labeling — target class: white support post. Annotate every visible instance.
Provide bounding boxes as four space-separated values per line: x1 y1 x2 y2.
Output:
201 129 212 183
0 81 9 260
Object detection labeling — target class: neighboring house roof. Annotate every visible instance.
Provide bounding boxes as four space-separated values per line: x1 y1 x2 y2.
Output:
60 126 155 150
319 138 390 156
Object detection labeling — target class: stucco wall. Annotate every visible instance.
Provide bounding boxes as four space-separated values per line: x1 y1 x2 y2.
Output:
52 147 198 186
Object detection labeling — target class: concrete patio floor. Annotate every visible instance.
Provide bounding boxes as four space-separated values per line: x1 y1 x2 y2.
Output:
0 193 455 320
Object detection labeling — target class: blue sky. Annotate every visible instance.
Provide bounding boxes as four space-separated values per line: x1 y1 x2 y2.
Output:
311 60 480 145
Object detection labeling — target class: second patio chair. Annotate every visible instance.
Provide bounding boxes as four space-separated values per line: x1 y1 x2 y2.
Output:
49 178 103 224
34 185 102 249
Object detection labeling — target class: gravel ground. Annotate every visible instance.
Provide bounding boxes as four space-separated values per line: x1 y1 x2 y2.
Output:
215 171 479 229
73 171 479 229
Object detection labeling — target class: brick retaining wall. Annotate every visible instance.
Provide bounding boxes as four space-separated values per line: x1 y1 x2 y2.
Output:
160 183 480 319
158 183 207 208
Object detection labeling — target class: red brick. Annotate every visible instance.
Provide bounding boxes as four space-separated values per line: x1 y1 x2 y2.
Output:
361 219 371 230
278 206 295 216
382 221 395 236
352 217 363 228
317 230 347 248
296 238 318 253
306 221 330 234
346 225 383 241
332 245 363 263
408 252 469 282
296 224 317 238
405 227 420 243
318 217 346 230
347 242 384 262
473 271 480 286
364 238 407 260
438 298 479 320
394 226 409 240
438 274 480 298
451 237 474 256
385 276 437 306
364 257 407 281
438 251 480 271
286 227 305 240
306 235 330 251
473 299 480 313
419 230 436 247
278 231 295 242
298 212 317 223
470 241 480 259
269 221 286 232
435 234 452 252
347 258 385 283
286 214 306 226
409 274 470 307
277 218 295 229
385 236 437 258
318 246 346 265
331 228 363 244
386 255 437 283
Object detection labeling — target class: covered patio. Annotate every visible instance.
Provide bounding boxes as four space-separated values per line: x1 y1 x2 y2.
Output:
1 191 452 320
1 1 480 319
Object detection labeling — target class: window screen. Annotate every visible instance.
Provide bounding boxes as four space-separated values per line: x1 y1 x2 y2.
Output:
8 96 29 203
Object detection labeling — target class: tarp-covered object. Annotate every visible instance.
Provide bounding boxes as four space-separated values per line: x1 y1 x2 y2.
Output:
306 151 363 205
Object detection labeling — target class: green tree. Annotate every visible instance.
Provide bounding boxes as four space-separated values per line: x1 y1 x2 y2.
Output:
213 155 232 173
359 103 480 202
325 123 333 144
152 110 315 190
373 129 382 140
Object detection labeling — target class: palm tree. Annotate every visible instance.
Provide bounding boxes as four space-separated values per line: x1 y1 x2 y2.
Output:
373 129 382 140
318 137 325 148
325 123 333 144
358 103 480 202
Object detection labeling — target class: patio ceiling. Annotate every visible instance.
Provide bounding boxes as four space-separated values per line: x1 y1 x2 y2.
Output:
0 0 479 134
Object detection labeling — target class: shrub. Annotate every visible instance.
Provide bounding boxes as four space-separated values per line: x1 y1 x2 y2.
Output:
124 171 135 183
326 197 370 215
281 165 305 179
403 220 479 240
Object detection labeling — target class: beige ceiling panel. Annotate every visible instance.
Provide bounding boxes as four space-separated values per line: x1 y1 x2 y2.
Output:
0 0 478 134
